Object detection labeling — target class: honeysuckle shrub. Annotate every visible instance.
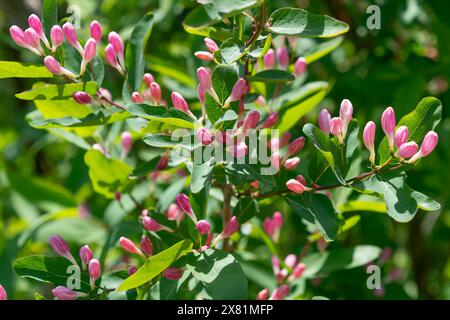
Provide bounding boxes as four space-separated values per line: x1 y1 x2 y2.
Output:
0 0 444 300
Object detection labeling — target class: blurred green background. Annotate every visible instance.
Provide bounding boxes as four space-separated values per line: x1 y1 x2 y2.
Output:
0 0 448 299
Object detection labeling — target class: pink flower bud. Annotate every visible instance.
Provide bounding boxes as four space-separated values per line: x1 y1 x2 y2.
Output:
196 220 211 235
288 137 305 155
108 31 124 55
295 175 307 186
263 49 275 69
255 95 267 106
88 259 101 284
156 155 169 170
24 28 41 49
272 211 283 229
243 110 260 131
262 112 279 128
230 78 247 102
196 127 214 145
176 193 192 214
222 216 239 238
194 51 214 61
143 73 155 87
83 38 97 62
263 218 275 236
284 254 297 269
232 141 248 158
397 142 418 159
140 235 153 256
49 235 74 261
284 157 300 170
395 126 409 148
290 263 306 280
318 109 331 134
276 47 289 69
10 26 28 48
167 203 181 221
339 99 353 126
90 20 102 42
92 143 107 156
150 82 162 104
79 245 93 267
52 286 85 300
163 267 183 280
142 216 164 232
197 67 212 91
270 284 289 300
44 56 61 75
128 266 137 275
105 44 119 68
50 25 63 51
73 91 92 104
257 288 269 300
198 84 206 107
172 92 190 112
204 37 219 53
63 22 80 48
0 285 6 300
28 14 43 36
119 237 143 256
286 179 307 194
329 117 344 139
294 57 307 76
270 152 281 171
381 107 396 149
114 192 121 202
132 92 144 103
363 121 376 151
420 131 438 157
121 131 133 155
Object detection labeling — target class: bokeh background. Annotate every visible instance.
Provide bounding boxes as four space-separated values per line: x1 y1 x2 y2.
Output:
0 0 448 299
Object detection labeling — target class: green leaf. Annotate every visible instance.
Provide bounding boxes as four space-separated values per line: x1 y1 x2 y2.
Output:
84 150 133 199
304 37 343 64
247 70 295 84
126 12 154 91
286 193 339 240
213 110 238 130
186 249 248 300
303 123 346 185
126 104 195 129
302 246 381 278
411 191 441 212
13 255 91 293
218 38 248 64
190 155 215 218
211 64 239 105
15 82 97 101
117 240 193 291
143 134 189 149
0 61 53 79
378 97 443 163
268 8 350 38
42 0 58 39
344 120 360 167
234 197 259 224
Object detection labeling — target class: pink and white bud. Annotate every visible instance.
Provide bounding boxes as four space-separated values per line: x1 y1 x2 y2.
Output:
150 82 162 105
340 99 353 127
24 28 42 51
196 127 214 145
395 126 409 148
198 84 206 108
230 78 247 102
277 47 289 69
271 152 281 171
108 31 124 66
88 259 101 289
363 121 376 164
289 263 306 280
119 237 143 256
73 91 92 104
50 25 63 52
121 131 133 155
318 109 331 134
176 193 192 214
263 218 275 236
163 267 183 280
79 245 94 269
286 179 307 194
272 211 283 229
156 155 169 170
232 141 248 158
397 142 418 159
243 110 260 131
288 137 305 155
172 92 190 112
381 107 396 150
329 117 344 142
132 92 144 103
52 286 85 300
143 73 155 87
10 26 28 48
295 175 307 186
222 216 239 238
284 254 297 269
294 57 307 76
197 67 212 92
82 38 97 62
142 216 165 232
49 235 77 265
257 288 270 300
105 44 120 70
167 203 182 221
204 37 219 53
63 22 83 54
262 112 279 128
263 48 275 69
0 285 6 300
90 20 102 43
194 51 214 61
140 236 153 256
420 131 438 157
284 157 300 170
28 14 43 36
92 143 107 156
196 220 211 235
43 56 60 75
270 284 289 300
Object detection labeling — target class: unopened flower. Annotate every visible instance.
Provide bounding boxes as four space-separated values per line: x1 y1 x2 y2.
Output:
397 141 418 159
409 131 439 163
142 216 171 232
156 154 169 170
176 193 197 223
340 99 353 136
288 263 306 281
286 179 308 194
121 131 133 156
132 92 144 103
196 127 214 145
229 78 247 103
288 137 305 156
140 235 153 256
257 288 270 300
79 245 94 270
80 38 97 75
263 218 275 237
272 212 283 229
28 14 50 49
0 285 6 300
24 28 43 55
231 141 248 158
119 237 143 256
196 220 211 235
263 48 276 69
143 73 155 87
10 26 40 54
50 25 63 52
194 51 214 61
329 117 344 143
222 216 239 238
318 109 331 134
242 110 260 131
381 107 396 150
44 56 76 79
204 37 219 53
105 44 123 74
73 91 92 104
363 121 376 164
88 259 101 290
162 267 183 280
52 286 86 300
284 254 297 269
284 157 300 170
262 112 279 128
172 92 190 112
108 31 124 67
294 57 307 76
197 67 212 92
276 47 289 69
150 82 162 105
270 152 281 171
270 284 289 300
295 175 307 186
49 235 77 265
90 20 102 42
63 22 83 55
395 126 409 148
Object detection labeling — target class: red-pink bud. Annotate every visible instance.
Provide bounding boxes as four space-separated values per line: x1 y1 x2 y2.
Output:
232 141 248 158
163 267 183 280
204 37 219 53
28 14 43 36
0 285 6 300
172 92 190 112
329 117 344 138
198 84 206 107
222 216 239 238
263 218 275 236
52 286 85 300
176 193 192 214
290 263 306 280
128 266 137 275
114 192 121 202
277 47 289 69
257 288 269 300
262 112 279 128
88 259 101 285
73 91 92 104
108 31 124 55
230 78 246 102
395 126 409 148
167 203 181 221
83 38 97 62
79 245 93 266
44 56 61 74
150 82 162 104
121 131 133 154
24 28 41 49
363 121 376 151
196 127 214 145
288 137 305 155
10 26 28 48
90 20 102 42
49 235 77 265
294 57 307 76
93 143 107 156
197 67 212 91
194 51 214 61
119 237 143 256
140 235 153 256
132 92 144 103
397 141 418 159
272 211 283 229
318 109 331 134
263 48 275 69
271 152 281 171
381 107 396 149
286 179 306 194
420 131 438 157
243 110 260 130
196 220 211 235
105 44 119 68
284 254 297 269
295 175 307 186
142 216 164 232
62 22 79 47
156 155 169 170
270 284 289 300
50 25 63 51
339 99 353 126
284 157 300 170
143 73 155 87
